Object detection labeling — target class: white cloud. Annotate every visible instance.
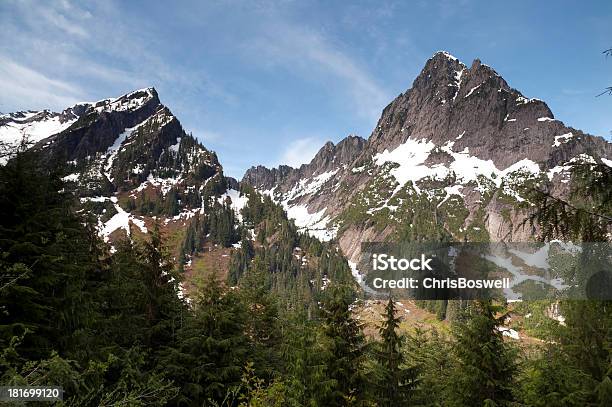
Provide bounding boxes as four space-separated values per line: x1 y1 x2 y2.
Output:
0 0 235 112
36 2 90 38
0 58 84 111
245 22 389 121
278 137 324 168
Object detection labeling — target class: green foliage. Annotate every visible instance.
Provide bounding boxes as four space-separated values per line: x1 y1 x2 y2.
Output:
159 273 249 405
0 149 97 360
521 300 612 406
404 327 454 406
319 284 367 406
515 158 612 406
228 229 254 285
3 147 611 406
229 185 355 312
373 298 418 406
524 162 612 241
238 256 282 379
279 312 334 406
446 300 517 406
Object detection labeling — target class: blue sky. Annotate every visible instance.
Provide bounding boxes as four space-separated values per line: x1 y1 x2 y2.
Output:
1 0 611 178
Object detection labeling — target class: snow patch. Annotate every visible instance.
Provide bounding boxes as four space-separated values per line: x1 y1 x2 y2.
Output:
285 204 336 241
497 327 520 340
374 137 540 194
284 169 339 201
169 137 181 153
552 132 573 147
218 189 249 221
62 173 79 182
464 84 481 98
452 69 465 101
0 112 76 162
104 118 149 182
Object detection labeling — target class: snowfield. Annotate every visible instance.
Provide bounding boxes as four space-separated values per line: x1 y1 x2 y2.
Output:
373 137 541 193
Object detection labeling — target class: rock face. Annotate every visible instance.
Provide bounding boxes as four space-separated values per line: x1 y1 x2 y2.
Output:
242 51 612 262
243 134 367 192
1 53 611 272
33 87 226 199
0 86 353 300
42 88 164 161
1 87 231 242
367 53 609 168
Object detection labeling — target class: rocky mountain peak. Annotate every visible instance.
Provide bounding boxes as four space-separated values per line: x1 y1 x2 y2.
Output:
242 134 366 192
39 87 166 162
309 134 367 174
241 52 611 259
241 164 294 191
366 51 567 168
85 87 160 116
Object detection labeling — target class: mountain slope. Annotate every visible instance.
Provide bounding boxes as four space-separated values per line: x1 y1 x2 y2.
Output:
0 87 354 302
243 51 612 263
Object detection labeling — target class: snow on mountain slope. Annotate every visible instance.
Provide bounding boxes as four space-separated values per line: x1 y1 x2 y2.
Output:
2 87 230 243
243 51 612 263
0 88 158 161
0 110 78 161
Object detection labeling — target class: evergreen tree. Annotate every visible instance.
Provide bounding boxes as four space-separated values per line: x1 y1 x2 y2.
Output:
139 222 185 349
0 149 97 360
238 256 281 379
446 300 517 406
521 160 612 406
525 161 611 242
228 229 254 285
320 284 367 406
280 311 334 406
164 188 180 217
161 273 249 405
97 239 150 349
521 301 612 406
375 298 418 406
404 327 454 406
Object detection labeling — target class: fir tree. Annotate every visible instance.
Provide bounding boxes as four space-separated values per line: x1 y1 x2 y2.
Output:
446 300 517 406
138 222 185 349
238 256 282 379
0 149 97 360
320 284 367 406
161 273 249 405
525 161 611 242
375 298 418 406
521 159 612 406
280 311 334 406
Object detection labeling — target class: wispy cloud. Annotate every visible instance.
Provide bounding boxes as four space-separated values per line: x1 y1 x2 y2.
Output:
0 58 84 110
190 128 224 143
277 137 324 168
35 1 90 38
245 22 390 121
0 0 235 112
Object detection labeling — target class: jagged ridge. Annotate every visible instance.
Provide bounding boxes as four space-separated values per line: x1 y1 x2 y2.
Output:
241 51 612 264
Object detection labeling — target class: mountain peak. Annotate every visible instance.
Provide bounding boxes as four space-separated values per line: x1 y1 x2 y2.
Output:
308 134 366 172
241 133 366 191
123 87 158 100
365 54 582 168
424 50 465 69
431 50 460 61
